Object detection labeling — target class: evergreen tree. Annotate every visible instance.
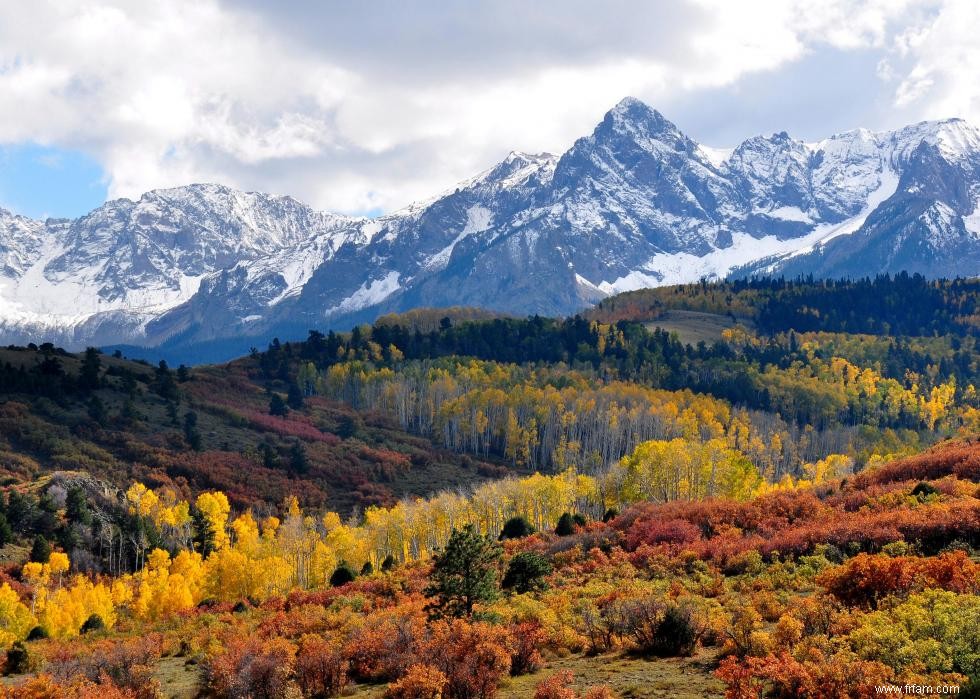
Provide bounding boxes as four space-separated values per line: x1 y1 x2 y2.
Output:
30 535 51 564
499 515 535 540
86 395 108 426
425 524 502 618
288 441 308 474
259 442 280 470
183 411 202 451
0 512 12 547
269 393 289 417
153 360 179 401
80 614 105 634
330 562 357 587
287 382 304 410
79 347 101 391
502 552 552 593
5 491 31 534
555 513 576 537
192 508 216 557
65 486 92 526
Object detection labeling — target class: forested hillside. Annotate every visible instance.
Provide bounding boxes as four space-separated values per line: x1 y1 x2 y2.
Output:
0 276 977 697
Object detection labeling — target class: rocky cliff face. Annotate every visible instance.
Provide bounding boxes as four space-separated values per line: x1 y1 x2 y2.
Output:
2 98 979 361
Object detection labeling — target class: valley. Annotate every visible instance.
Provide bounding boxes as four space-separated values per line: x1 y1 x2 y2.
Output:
0 277 977 697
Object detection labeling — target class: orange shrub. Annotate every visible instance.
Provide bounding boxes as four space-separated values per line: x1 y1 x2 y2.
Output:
817 550 980 609
534 670 578 699
385 664 449 699
716 650 892 699
344 616 425 682
0 674 66 699
532 671 616 699
424 620 511 699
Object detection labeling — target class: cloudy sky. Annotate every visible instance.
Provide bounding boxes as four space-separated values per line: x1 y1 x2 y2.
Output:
0 0 978 219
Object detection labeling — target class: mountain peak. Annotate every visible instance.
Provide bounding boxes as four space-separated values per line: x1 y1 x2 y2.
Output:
610 95 649 113
592 97 689 154
606 96 671 130
4 106 980 359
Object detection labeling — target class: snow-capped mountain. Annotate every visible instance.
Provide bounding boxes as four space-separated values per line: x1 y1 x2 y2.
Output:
0 184 360 347
2 97 980 361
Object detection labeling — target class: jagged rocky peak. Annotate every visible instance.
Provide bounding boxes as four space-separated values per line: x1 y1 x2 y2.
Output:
887 118 980 165
591 96 697 155
726 130 814 212
2 96 980 362
477 150 558 191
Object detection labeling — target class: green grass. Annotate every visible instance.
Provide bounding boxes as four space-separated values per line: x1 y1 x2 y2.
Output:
643 310 753 347
154 656 202 699
343 650 725 698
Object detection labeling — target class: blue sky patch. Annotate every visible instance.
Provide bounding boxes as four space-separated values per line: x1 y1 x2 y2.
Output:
0 143 107 220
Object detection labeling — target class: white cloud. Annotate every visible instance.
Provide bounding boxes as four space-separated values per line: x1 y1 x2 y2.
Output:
0 0 972 216
887 1 980 121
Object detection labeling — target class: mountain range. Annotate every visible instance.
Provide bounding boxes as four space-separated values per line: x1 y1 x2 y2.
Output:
2 96 980 362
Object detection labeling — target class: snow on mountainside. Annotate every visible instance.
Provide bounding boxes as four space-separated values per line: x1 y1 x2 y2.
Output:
0 184 360 346
2 98 980 360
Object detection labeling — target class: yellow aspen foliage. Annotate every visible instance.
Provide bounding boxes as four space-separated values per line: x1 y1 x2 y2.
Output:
322 511 342 532
126 482 160 517
196 491 231 549
0 583 35 648
21 562 48 587
204 547 254 601
231 512 261 553
111 579 133 607
48 552 70 587
40 576 115 638
804 454 854 484
262 516 281 540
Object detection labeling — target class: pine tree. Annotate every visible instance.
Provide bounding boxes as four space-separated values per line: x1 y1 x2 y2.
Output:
0 513 11 547
79 347 102 391
65 486 93 526
269 393 289 417
287 382 304 410
499 516 535 540
289 441 308 474
30 535 51 564
183 411 202 451
502 552 552 593
87 395 108 426
555 513 575 537
330 562 357 587
192 508 216 557
425 524 502 618
153 360 179 401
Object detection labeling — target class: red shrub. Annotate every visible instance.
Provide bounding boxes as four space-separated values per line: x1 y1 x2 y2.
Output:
423 620 511 699
851 441 980 489
507 622 545 676
295 635 348 698
205 636 296 699
624 518 702 550
716 650 892 699
818 550 980 608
